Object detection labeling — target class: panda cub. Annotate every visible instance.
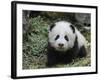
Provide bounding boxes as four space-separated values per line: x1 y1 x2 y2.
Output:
47 21 87 67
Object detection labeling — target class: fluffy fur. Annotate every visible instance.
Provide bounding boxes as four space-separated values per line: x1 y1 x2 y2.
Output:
47 21 87 67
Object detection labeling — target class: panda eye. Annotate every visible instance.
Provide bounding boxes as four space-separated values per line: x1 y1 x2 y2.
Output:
55 35 59 40
64 35 69 41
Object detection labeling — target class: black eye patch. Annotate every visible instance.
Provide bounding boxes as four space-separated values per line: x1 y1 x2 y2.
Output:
64 35 69 41
55 35 59 40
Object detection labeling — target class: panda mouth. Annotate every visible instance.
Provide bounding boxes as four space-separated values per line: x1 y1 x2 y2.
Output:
58 47 64 49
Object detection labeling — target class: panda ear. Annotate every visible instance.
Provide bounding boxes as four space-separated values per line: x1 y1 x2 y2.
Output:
70 24 75 33
49 23 55 31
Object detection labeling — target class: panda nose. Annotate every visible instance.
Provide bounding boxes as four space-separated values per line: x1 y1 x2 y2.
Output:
58 43 64 47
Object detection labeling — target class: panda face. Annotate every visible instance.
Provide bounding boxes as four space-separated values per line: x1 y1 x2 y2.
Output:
53 34 69 51
49 21 76 52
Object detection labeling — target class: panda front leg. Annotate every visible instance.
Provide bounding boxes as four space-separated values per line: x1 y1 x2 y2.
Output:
78 46 87 58
46 50 58 67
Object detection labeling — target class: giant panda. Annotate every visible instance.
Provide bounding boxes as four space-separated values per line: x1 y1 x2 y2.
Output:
47 21 88 67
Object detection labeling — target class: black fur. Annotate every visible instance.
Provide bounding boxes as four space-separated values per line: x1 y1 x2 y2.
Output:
70 25 75 33
50 23 55 31
47 36 87 67
47 36 79 67
55 35 60 40
64 35 69 41
78 46 87 57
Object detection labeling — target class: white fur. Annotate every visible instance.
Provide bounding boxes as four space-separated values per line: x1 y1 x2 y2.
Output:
75 28 87 49
49 21 75 51
49 21 87 51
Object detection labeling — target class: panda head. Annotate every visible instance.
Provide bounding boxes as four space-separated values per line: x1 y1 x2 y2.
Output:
48 21 76 52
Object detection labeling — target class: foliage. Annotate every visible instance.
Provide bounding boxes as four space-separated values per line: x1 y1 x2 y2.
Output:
23 16 48 69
